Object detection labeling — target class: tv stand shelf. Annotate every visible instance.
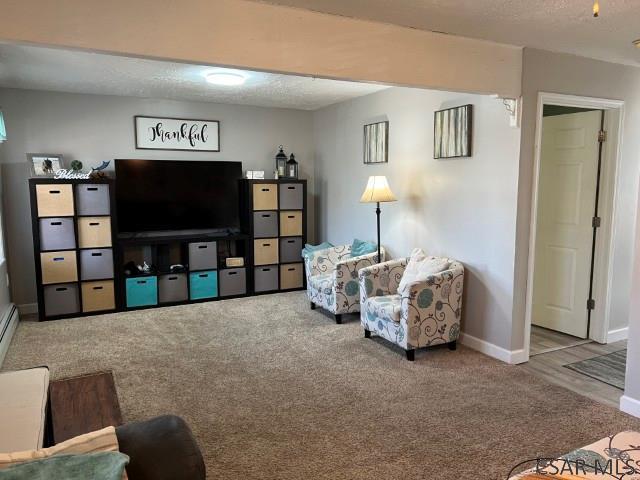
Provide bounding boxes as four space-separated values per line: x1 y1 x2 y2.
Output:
117 231 250 246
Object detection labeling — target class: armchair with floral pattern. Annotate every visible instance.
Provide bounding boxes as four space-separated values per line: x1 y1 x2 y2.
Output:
358 256 464 360
304 244 385 323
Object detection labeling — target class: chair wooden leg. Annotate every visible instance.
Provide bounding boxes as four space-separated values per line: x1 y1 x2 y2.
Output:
448 340 457 351
364 329 371 338
310 302 316 310
405 349 415 361
334 314 343 324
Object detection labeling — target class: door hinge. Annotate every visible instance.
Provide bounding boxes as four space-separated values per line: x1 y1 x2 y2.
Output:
587 298 596 310
598 130 607 143
592 216 601 228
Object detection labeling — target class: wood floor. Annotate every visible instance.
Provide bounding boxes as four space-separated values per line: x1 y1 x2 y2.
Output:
520 338 627 408
529 325 591 356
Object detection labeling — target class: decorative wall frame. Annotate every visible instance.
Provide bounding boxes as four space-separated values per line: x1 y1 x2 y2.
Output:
434 104 473 159
134 116 220 152
363 121 389 164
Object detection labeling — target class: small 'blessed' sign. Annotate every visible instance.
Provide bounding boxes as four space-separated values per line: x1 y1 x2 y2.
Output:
135 116 220 152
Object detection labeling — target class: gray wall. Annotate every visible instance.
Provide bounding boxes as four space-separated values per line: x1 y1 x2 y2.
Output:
512 49 640 351
312 87 521 351
0 88 314 308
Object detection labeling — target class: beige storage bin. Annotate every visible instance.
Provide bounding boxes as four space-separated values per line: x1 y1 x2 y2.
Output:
252 184 278 211
40 251 78 284
253 239 279 266
279 211 302 237
280 263 303 290
36 184 74 217
78 216 112 248
81 280 115 312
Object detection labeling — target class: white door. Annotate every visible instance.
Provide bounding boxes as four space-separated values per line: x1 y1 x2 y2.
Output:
532 110 602 338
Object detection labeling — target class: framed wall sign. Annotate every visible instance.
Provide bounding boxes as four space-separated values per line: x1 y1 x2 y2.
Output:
434 104 472 159
363 121 389 164
134 116 220 152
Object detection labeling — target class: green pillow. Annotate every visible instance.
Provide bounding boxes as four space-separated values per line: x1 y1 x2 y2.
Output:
351 238 377 257
302 242 334 258
0 452 129 480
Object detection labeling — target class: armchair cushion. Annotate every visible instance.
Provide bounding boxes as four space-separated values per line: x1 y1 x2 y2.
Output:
397 249 450 296
350 239 377 257
301 242 334 259
364 294 402 323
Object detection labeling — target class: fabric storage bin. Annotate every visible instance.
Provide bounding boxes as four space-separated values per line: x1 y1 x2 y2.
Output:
81 280 115 312
158 274 189 304
253 239 278 266
219 268 246 297
188 241 217 271
79 249 114 280
252 183 278 210
253 211 278 238
125 276 158 308
77 216 112 248
35 184 74 217
279 211 302 237
280 237 303 264
39 218 76 251
280 263 304 290
254 266 278 292
40 251 78 285
189 271 218 300
279 183 303 210
43 283 80 317
76 184 110 216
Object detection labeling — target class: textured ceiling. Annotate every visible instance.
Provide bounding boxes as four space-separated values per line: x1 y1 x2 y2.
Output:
256 0 640 66
0 44 389 110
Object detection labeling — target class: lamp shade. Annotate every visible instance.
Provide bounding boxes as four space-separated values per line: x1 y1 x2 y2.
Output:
0 110 6 143
360 176 397 203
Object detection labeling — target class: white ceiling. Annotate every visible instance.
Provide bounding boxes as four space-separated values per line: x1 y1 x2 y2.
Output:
257 0 640 66
0 43 389 111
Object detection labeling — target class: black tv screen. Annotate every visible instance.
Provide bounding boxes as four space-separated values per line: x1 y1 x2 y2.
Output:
115 159 242 234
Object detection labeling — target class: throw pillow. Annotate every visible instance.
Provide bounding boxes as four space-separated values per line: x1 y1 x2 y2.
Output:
0 427 127 480
301 242 334 258
350 239 377 257
0 452 128 480
397 248 450 296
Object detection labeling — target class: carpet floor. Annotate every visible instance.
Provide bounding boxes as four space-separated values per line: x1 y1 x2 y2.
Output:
3 291 639 479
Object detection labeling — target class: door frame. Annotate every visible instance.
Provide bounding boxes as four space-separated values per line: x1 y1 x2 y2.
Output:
524 92 625 359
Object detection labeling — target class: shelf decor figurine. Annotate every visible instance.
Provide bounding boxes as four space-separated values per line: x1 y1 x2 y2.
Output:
286 153 298 179
275 145 287 178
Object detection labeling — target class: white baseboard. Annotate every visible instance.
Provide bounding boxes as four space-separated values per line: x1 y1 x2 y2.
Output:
17 303 38 315
459 332 528 365
607 326 628 343
620 395 640 418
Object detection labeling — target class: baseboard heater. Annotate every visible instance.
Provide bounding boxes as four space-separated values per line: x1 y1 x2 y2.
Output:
0 304 19 367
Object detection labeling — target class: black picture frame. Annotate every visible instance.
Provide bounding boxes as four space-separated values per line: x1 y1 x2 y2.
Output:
433 104 473 159
363 120 389 164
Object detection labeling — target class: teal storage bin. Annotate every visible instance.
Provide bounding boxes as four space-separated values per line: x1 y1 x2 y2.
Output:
126 276 158 308
189 270 218 300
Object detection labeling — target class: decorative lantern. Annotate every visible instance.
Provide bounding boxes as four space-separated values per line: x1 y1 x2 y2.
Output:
286 153 298 179
275 145 287 178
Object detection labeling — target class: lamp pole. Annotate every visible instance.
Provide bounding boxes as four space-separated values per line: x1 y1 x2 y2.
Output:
376 201 381 263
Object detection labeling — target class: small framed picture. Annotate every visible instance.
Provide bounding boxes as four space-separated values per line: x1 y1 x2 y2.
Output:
363 121 389 164
434 104 473 159
28 154 65 177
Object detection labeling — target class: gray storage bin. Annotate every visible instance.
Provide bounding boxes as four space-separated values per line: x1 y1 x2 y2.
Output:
188 241 217 271
39 217 76 251
79 249 114 280
280 237 303 264
219 268 246 297
253 211 278 238
254 266 278 292
76 184 110 216
279 183 303 210
158 273 188 303
44 283 80 317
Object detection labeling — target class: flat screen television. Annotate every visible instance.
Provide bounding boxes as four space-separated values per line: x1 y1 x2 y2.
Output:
115 159 242 234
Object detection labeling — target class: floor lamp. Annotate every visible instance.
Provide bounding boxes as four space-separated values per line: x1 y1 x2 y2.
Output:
360 176 397 263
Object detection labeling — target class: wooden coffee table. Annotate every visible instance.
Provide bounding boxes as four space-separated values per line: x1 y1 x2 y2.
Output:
49 371 123 444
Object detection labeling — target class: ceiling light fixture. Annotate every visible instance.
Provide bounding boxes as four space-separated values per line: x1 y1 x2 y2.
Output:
593 0 600 17
205 71 246 86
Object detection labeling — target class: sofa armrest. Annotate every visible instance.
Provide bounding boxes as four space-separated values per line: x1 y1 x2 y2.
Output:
115 415 205 480
401 262 464 348
359 257 408 304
